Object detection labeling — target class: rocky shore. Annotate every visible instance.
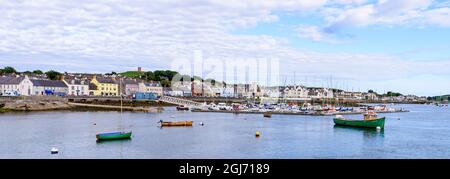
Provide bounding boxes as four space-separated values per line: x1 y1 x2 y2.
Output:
0 96 71 112
0 96 164 113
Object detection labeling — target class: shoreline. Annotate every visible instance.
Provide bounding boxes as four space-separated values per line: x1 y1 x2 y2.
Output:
191 109 409 116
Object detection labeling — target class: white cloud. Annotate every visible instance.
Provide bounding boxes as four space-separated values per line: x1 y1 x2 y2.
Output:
0 0 449 95
330 0 368 5
323 0 450 31
296 25 345 44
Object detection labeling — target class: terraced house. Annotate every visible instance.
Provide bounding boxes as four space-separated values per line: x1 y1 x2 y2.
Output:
62 76 89 96
138 81 163 96
122 79 139 96
0 76 24 96
19 78 69 96
90 76 119 96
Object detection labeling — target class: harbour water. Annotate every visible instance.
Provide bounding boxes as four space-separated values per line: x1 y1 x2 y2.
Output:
0 104 449 159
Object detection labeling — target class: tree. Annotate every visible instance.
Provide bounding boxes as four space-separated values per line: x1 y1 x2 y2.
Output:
2 66 17 74
45 70 61 80
386 91 402 97
154 70 178 81
160 79 171 87
33 70 43 74
368 89 374 93
143 71 156 81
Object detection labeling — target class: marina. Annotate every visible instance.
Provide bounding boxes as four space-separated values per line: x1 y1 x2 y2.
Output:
190 102 409 116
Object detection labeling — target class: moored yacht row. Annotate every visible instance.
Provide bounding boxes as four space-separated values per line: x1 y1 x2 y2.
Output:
184 102 408 116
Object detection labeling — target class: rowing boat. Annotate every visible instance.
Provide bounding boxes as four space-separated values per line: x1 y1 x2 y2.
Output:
96 131 132 141
160 121 193 127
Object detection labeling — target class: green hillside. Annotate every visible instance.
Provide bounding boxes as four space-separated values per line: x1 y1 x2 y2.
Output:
120 71 144 78
428 95 450 101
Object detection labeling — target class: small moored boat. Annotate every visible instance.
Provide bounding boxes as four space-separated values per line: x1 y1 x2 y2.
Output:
176 105 190 111
333 111 385 129
96 131 132 141
159 120 193 127
263 112 272 118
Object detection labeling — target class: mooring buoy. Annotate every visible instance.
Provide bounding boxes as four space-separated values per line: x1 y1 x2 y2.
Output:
255 131 261 137
51 147 59 154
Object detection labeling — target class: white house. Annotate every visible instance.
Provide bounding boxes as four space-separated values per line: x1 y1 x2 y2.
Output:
21 78 69 96
19 76 33 96
283 85 309 99
307 87 334 99
0 76 24 96
62 78 89 96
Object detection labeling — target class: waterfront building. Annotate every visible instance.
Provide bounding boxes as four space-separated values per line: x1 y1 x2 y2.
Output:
18 75 32 96
138 81 163 96
221 86 235 97
351 92 364 100
262 86 282 98
363 92 379 101
27 79 69 96
122 79 139 96
88 83 98 96
62 76 89 96
164 87 184 97
90 76 119 96
171 81 192 97
307 87 334 99
282 85 309 99
0 76 24 96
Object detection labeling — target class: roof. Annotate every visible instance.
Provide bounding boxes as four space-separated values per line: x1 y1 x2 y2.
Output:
143 82 161 87
123 79 138 85
63 77 89 85
0 76 24 85
95 77 116 84
30 79 68 88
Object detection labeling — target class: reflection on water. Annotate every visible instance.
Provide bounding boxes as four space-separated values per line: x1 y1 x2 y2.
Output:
333 125 384 137
0 104 449 159
96 138 133 144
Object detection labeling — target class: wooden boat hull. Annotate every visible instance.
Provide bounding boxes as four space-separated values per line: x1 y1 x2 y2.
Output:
263 112 272 118
161 121 193 127
96 131 132 141
176 107 189 111
333 117 385 129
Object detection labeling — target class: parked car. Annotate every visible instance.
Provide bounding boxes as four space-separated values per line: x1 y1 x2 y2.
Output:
2 91 20 96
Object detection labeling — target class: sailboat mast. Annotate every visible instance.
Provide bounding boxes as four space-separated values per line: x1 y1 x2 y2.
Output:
120 78 123 113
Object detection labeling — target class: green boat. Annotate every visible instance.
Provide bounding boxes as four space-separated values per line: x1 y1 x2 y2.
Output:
96 131 132 141
334 117 385 129
333 111 385 129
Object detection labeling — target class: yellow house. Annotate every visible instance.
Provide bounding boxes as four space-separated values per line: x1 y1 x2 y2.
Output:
89 76 119 96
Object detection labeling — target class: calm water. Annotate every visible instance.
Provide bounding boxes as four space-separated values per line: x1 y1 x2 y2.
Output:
0 104 449 159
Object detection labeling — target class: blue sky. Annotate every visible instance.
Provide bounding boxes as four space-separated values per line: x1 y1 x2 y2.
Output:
0 0 449 96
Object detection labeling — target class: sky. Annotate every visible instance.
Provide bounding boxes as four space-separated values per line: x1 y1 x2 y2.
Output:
0 0 450 96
